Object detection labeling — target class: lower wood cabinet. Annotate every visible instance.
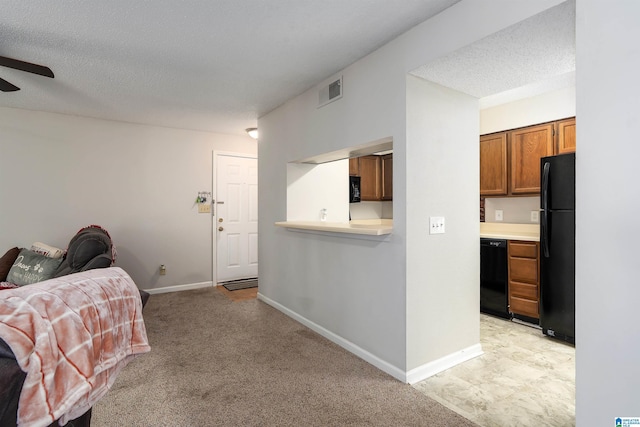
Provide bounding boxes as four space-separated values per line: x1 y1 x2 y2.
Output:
508 240 540 319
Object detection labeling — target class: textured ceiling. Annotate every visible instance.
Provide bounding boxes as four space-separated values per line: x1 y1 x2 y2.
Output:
411 0 575 106
0 0 461 135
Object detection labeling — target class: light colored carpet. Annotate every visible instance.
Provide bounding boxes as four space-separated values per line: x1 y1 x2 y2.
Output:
93 288 478 426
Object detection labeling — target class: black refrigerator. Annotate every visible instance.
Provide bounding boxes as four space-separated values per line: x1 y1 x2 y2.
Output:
540 152 575 344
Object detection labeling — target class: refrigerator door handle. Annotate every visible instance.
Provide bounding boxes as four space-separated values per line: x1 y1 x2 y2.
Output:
541 161 550 258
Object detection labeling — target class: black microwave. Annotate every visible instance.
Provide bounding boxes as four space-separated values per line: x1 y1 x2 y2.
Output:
350 176 361 203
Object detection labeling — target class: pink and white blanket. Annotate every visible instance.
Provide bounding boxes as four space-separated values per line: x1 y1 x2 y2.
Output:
0 267 150 427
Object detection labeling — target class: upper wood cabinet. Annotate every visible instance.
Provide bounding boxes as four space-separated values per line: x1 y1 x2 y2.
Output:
481 117 575 197
510 124 554 194
381 154 393 201
349 158 359 176
480 133 508 196
349 154 393 201
358 155 382 201
556 118 576 154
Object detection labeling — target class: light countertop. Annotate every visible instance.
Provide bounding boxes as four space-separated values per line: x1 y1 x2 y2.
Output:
480 222 539 242
275 219 393 236
276 220 536 240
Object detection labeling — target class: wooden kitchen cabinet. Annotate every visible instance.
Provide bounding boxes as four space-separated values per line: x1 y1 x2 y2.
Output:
510 124 554 194
381 154 393 201
350 154 392 201
556 118 576 154
349 158 359 176
508 240 540 319
480 133 508 196
358 155 382 201
480 117 575 197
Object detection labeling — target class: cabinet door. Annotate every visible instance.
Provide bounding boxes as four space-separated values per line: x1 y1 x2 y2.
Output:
381 154 393 201
510 124 554 194
556 118 576 154
480 133 508 196
359 155 381 201
349 158 359 176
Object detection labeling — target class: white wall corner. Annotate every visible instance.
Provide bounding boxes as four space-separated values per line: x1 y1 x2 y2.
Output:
406 344 483 385
258 293 408 383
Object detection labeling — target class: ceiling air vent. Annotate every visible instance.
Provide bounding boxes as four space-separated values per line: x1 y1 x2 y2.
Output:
318 76 342 108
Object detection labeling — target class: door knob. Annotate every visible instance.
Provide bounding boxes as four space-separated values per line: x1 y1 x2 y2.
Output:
218 226 224 231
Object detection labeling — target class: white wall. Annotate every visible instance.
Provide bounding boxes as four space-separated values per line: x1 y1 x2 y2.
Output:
258 50 409 372
0 107 256 291
485 197 539 224
286 159 349 222
258 0 564 380
575 1 640 423
406 77 480 371
480 86 576 135
349 201 393 220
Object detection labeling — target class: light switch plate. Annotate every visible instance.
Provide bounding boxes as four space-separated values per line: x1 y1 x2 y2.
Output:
429 216 445 234
198 204 211 213
495 210 503 221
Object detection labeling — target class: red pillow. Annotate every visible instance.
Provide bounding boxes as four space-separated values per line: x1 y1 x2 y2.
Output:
0 247 21 282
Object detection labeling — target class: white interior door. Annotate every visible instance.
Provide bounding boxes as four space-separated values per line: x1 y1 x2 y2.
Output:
215 154 258 283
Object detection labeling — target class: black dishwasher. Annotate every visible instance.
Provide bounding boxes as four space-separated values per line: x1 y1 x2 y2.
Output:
480 238 510 319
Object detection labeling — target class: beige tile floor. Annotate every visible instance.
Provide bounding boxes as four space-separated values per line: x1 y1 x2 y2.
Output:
413 314 575 427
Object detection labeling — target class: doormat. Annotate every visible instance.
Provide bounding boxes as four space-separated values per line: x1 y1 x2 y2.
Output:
222 278 258 291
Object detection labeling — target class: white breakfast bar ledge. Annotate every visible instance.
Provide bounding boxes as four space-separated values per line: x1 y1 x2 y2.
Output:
275 219 393 236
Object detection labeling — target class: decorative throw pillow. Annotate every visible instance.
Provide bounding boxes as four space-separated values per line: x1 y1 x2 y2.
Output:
6 248 64 286
0 247 21 281
30 241 66 259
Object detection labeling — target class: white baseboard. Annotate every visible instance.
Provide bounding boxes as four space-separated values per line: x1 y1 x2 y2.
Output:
143 281 214 295
257 293 483 384
257 293 407 382
406 343 484 385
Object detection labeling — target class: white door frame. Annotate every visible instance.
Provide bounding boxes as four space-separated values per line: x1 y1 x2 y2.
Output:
212 151 258 284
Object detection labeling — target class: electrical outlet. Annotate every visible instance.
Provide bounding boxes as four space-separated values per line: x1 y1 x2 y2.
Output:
198 204 211 213
159 265 166 275
429 217 445 234
531 210 539 222
495 210 503 221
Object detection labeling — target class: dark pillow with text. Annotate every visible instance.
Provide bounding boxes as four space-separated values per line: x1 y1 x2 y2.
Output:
6 249 63 286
